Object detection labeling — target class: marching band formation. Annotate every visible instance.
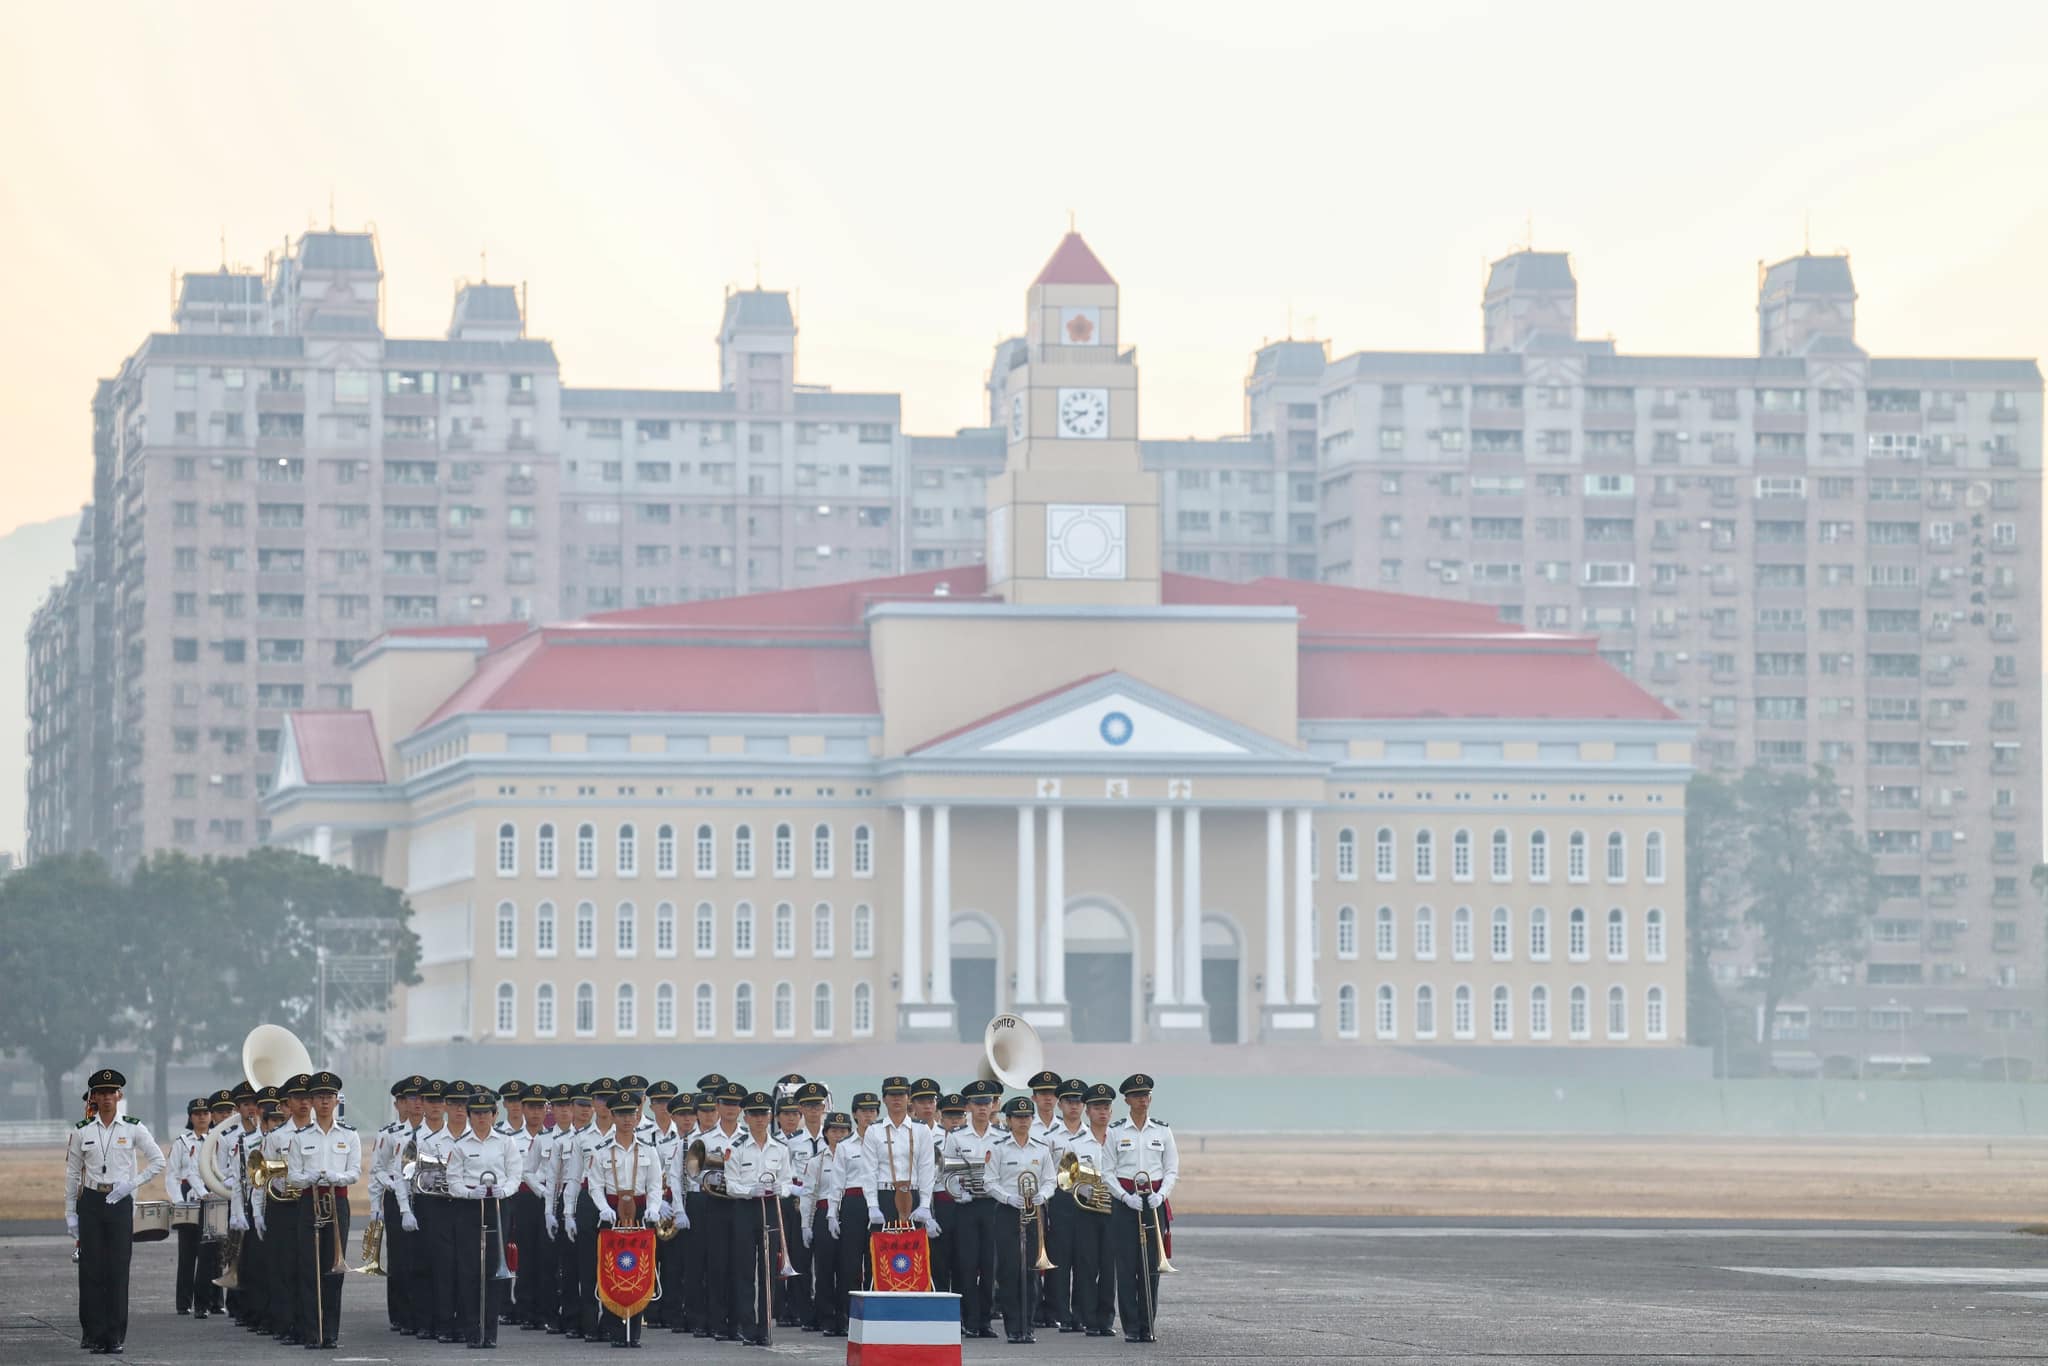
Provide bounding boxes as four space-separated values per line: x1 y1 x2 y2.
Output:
61 1019 1180 1354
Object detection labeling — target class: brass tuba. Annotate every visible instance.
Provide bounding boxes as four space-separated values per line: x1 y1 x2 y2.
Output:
351 1217 388 1276
1057 1150 1113 1214
241 1023 313 1091
978 1013 1044 1092
247 1150 295 1201
198 1125 235 1198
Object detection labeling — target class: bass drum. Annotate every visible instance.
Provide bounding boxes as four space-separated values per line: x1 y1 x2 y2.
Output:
131 1200 173 1243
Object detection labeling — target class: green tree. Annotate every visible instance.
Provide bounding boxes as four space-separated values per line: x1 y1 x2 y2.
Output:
0 853 124 1117
123 851 234 1132
1683 773 1746 1060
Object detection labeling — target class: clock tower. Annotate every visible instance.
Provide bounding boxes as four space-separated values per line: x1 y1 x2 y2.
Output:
985 232 1161 605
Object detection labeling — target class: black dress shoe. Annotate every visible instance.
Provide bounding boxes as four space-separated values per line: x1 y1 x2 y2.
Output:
1139 1331 1158 1342
1126 1333 1143 1342
1060 1322 1084 1332
106 1349 125 1357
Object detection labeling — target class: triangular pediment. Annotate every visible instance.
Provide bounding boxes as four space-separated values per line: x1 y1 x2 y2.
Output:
273 715 307 794
913 672 1300 761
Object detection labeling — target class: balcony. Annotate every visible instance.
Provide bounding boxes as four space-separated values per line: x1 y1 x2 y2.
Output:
1754 410 1809 434
506 475 537 495
1990 406 2019 424
1650 621 1680 639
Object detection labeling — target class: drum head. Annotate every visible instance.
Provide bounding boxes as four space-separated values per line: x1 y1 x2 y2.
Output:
132 1201 173 1243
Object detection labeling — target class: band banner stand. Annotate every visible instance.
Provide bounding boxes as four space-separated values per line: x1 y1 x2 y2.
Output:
596 1226 658 1319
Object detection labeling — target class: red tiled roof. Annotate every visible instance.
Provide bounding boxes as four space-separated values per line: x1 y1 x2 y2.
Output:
1300 639 1676 722
587 567 991 630
383 621 533 649
907 672 1115 754
1033 233 1115 287
289 711 386 784
1162 574 1505 636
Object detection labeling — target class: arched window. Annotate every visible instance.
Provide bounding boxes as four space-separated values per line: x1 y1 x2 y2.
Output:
495 900 517 956
733 824 755 877
852 824 873 877
1415 984 1437 1038
693 902 715 957
1567 830 1588 883
1337 984 1359 1038
495 981 516 1035
772 981 795 1036
617 823 638 877
655 824 676 877
574 901 596 956
535 982 556 1037
536 822 558 876
1646 986 1667 1040
574 981 596 1036
1606 908 1627 960
1336 905 1358 959
812 823 833 877
1490 829 1511 881
1530 985 1550 1039
852 904 874 958
496 822 517 876
693 983 714 1037
536 901 557 956
852 982 874 1036
1414 829 1435 881
1567 907 1588 960
695 823 715 877
655 902 677 957
1374 906 1396 959
1645 908 1667 962
734 981 755 1036
812 903 834 957
615 901 638 956
1336 828 1358 880
1606 985 1628 1039
1491 984 1512 1038
1451 830 1473 882
1605 831 1627 883
772 823 794 876
1644 830 1666 884
1374 827 1396 880
1490 906 1511 960
1375 983 1397 1038
1528 829 1549 882
812 982 834 1036
772 902 795 957
1529 907 1549 961
615 982 637 1036
1451 906 1474 960
1569 984 1589 1039
576 823 597 876
734 901 756 956
655 982 677 1036
1453 984 1474 1038
1414 906 1436 959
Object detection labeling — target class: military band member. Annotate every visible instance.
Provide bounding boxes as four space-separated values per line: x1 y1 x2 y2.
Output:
821 1093 880 1337
804 1112 850 1338
260 1073 312 1344
167 1097 211 1318
1042 1076 1090 1331
788 1082 830 1330
239 1088 286 1333
448 1088 519 1348
65 1068 165 1356
285 1070 359 1350
1066 1082 1119 1337
589 1090 662 1347
512 1083 555 1332
566 1078 622 1340
367 1079 419 1334
927 1092 965 1296
1105 1073 1176 1343
538 1082 575 1334
940 1081 1003 1337
681 1080 724 1336
690 1079 744 1339
553 1081 596 1337
991 1095 1055 1344
723 1091 791 1347
489 1078 524 1331
399 1078 459 1341
1022 1069 1063 1327
770 1092 811 1327
224 1081 262 1328
197 1090 237 1317
864 1077 933 1234
641 1081 686 1332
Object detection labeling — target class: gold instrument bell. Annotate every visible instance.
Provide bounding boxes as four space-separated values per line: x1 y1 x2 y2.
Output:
1057 1150 1114 1214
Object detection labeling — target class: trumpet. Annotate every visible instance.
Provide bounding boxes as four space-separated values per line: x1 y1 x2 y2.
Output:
351 1217 388 1276
1057 1151 1114 1214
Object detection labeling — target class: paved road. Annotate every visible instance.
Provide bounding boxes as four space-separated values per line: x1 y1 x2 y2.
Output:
4 1220 2045 1363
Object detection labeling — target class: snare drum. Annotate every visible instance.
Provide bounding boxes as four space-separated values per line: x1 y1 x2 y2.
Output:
131 1200 173 1243
170 1200 202 1229
200 1197 230 1241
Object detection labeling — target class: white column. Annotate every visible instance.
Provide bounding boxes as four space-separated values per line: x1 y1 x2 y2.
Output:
1043 806 1067 1003
1265 809 1287 1007
1180 808 1204 1006
900 804 924 1004
1151 808 1176 1006
931 805 953 1006
1293 807 1315 1005
313 824 333 865
1015 806 1037 1006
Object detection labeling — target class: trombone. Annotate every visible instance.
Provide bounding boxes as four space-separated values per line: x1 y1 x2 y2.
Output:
1018 1170 1054 1343
476 1169 515 1338
312 1184 345 1342
1133 1171 1175 1334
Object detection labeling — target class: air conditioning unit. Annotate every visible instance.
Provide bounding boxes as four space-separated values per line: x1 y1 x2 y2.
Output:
209 457 225 470
208 774 223 786
1441 568 1461 583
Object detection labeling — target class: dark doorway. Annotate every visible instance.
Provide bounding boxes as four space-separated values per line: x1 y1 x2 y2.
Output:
1202 957 1239 1043
1067 952 1133 1042
953 957 996 1042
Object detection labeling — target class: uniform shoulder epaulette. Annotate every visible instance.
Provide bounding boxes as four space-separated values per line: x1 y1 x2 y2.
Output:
1029 1136 1050 1147
339 1121 355 1131
1151 1119 1168 1128
74 1117 91 1129
122 1115 141 1125
1107 1118 1128 1129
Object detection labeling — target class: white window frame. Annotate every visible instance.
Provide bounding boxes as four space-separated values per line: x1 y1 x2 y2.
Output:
1336 905 1359 960
617 823 639 878
655 981 677 1037
495 900 517 957
1606 908 1627 961
655 824 677 877
1569 984 1589 1040
695 823 716 877
1451 829 1473 882
734 901 756 957
615 981 638 1037
733 824 755 877
615 900 638 957
852 904 875 958
1529 907 1550 962
1528 829 1549 883
1414 905 1436 960
813 902 835 957
772 980 795 1037
1567 831 1588 883
1490 829 1511 882
1337 984 1360 1039
1490 984 1512 1039
1490 906 1511 961
693 983 715 1038
812 823 833 877
772 823 795 877
1606 985 1629 1040
1568 907 1589 961
534 981 556 1037
536 822 558 877
1451 906 1474 961
574 901 597 957
535 901 557 957
655 901 677 958
1645 908 1667 962
1336 828 1358 881
495 981 516 1036
733 981 756 1037
1644 830 1666 884
1605 831 1627 883
1452 984 1475 1039
1414 984 1437 1039
1414 829 1435 881
852 981 874 1036
1530 985 1551 1040
496 822 518 877
1646 986 1667 1040
772 901 796 958
574 981 596 1037
576 823 597 878
852 824 873 878
1374 827 1396 881
693 901 715 958
1375 983 1397 1039
1374 906 1396 960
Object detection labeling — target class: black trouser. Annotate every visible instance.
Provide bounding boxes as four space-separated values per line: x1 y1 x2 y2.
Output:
266 1197 302 1339
807 1200 836 1330
509 1187 547 1328
1042 1187 1077 1324
380 1190 410 1329
698 1194 732 1336
993 1204 1035 1339
774 1194 807 1325
1111 1197 1164 1336
1070 1203 1114 1332
235 1199 266 1328
294 1194 348 1346
421 1196 457 1337
953 1197 998 1331
930 1194 956 1295
175 1208 220 1314
76 1188 133 1349
830 1191 871 1332
654 1192 685 1329
451 1199 506 1346
682 1193 710 1332
729 1197 770 1343
573 1188 602 1337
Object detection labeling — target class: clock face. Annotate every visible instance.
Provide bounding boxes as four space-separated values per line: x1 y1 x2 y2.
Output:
1057 388 1109 440
1009 392 1026 443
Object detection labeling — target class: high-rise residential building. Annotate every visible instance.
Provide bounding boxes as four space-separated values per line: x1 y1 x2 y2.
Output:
28 231 563 860
1282 249 2043 1075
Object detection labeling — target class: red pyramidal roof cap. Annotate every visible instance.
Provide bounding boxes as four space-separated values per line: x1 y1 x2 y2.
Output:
1034 232 1115 286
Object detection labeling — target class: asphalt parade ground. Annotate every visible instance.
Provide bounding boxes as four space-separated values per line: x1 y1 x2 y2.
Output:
5 1219 2047 1364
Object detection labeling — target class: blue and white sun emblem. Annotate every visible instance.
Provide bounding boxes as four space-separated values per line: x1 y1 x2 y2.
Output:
1099 711 1134 746
616 1250 638 1271
890 1252 913 1273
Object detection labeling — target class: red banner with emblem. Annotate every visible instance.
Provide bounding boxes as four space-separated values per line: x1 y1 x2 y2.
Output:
868 1226 932 1292
596 1227 658 1319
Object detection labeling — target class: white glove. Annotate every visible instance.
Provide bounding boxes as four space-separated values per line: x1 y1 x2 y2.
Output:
253 1207 268 1238
596 1205 616 1228
106 1180 134 1203
1122 1191 1144 1212
828 1212 841 1240
401 1211 420 1234
67 1213 79 1237
229 1207 248 1233
867 1206 883 1227
675 1206 691 1232
918 1208 939 1234
544 1210 558 1239
564 1215 578 1241
645 1198 664 1225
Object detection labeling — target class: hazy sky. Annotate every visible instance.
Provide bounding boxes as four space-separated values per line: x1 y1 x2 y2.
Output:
3 0 2045 538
